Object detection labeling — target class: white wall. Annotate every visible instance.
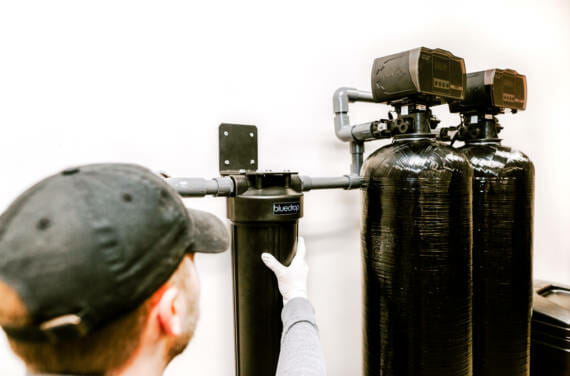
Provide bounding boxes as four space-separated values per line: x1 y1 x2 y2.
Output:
0 1 568 375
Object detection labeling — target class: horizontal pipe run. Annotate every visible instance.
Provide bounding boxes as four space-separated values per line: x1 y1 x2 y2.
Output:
168 174 363 197
167 177 234 197
298 175 362 191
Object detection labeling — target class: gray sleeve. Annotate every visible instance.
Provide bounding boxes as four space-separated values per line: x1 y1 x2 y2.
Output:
276 297 327 376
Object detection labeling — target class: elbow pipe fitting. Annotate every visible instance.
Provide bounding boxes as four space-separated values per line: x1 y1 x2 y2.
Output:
333 87 376 174
333 87 376 142
333 87 375 114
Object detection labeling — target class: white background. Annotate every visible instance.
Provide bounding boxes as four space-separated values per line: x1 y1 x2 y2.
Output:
0 1 568 375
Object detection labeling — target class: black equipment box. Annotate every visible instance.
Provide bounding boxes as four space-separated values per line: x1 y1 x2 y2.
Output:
532 280 570 376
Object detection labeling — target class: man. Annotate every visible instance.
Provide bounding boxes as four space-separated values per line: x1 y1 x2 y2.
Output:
0 163 325 375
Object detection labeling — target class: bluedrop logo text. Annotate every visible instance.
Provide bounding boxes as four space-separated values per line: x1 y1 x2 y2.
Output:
273 202 300 216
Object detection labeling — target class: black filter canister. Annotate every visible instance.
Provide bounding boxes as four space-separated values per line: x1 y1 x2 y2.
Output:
531 280 570 376
460 140 534 376
362 137 473 376
227 172 303 376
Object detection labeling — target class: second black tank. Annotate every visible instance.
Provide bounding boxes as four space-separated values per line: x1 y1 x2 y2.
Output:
450 69 534 376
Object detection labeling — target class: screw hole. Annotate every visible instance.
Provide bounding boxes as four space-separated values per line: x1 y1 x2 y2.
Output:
122 193 133 202
37 218 51 231
249 132 254 137
224 131 229 136
224 160 230 165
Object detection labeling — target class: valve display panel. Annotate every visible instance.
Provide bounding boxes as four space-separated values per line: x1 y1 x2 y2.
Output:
371 47 466 105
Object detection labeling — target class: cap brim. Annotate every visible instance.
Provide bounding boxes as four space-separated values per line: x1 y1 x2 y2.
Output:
186 208 229 254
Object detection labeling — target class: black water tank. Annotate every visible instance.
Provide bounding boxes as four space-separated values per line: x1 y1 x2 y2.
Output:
459 139 534 376
362 136 473 376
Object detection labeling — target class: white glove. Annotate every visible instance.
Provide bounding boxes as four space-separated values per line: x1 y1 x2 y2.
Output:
261 236 309 305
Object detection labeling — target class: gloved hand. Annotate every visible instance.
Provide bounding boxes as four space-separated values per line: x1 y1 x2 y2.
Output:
261 236 309 305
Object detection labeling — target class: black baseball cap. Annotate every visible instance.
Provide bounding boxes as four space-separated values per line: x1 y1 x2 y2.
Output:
0 163 229 342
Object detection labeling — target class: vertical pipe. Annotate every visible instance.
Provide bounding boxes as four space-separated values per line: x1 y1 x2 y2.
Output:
350 141 364 175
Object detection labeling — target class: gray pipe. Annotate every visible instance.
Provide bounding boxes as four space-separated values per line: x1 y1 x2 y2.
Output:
333 87 376 142
350 142 365 175
168 174 363 197
167 177 234 197
298 174 362 191
332 87 379 175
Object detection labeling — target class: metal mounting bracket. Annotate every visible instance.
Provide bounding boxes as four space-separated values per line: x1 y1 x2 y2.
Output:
219 123 258 175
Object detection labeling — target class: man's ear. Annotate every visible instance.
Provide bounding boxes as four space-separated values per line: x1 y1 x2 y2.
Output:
157 287 182 336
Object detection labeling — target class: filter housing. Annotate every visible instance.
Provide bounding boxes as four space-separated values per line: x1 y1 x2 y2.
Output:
227 172 303 376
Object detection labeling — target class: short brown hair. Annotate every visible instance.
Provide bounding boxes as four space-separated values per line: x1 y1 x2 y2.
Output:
0 258 191 374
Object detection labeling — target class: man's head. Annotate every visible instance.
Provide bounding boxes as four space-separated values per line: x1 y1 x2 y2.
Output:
0 164 229 374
